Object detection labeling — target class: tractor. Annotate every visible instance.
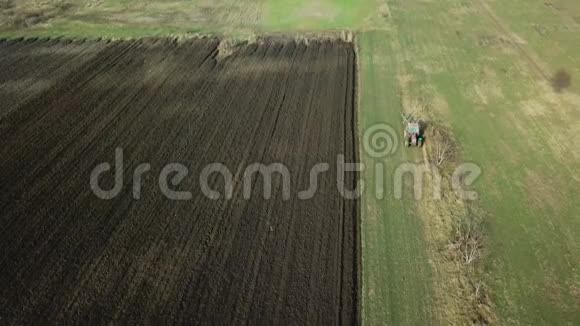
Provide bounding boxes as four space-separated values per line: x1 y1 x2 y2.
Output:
402 114 424 147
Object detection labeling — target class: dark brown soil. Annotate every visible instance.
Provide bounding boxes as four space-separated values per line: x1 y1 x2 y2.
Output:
0 38 360 323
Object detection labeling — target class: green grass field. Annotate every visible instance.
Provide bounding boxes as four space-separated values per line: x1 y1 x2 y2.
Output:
1 0 579 324
367 0 580 323
358 31 435 324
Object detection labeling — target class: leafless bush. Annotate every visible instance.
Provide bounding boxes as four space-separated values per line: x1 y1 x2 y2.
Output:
4 0 74 28
216 39 239 60
445 211 494 322
472 280 483 299
430 125 458 166
0 0 13 10
448 210 484 265
340 30 354 43
471 279 495 325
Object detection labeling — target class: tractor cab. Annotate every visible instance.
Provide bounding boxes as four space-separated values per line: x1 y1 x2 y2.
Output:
405 122 423 147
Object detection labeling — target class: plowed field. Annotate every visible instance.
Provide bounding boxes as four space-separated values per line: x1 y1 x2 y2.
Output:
0 38 359 323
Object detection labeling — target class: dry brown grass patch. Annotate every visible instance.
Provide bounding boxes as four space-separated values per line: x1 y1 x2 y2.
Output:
1 0 75 28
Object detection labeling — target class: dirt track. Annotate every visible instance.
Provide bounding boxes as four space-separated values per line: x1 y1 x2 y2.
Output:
0 38 359 323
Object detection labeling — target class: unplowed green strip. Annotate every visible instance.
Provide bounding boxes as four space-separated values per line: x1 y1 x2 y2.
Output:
358 30 435 325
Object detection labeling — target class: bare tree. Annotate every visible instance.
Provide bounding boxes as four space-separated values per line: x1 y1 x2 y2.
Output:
448 211 484 265
435 137 455 166
462 232 481 265
431 126 457 166
462 220 482 265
